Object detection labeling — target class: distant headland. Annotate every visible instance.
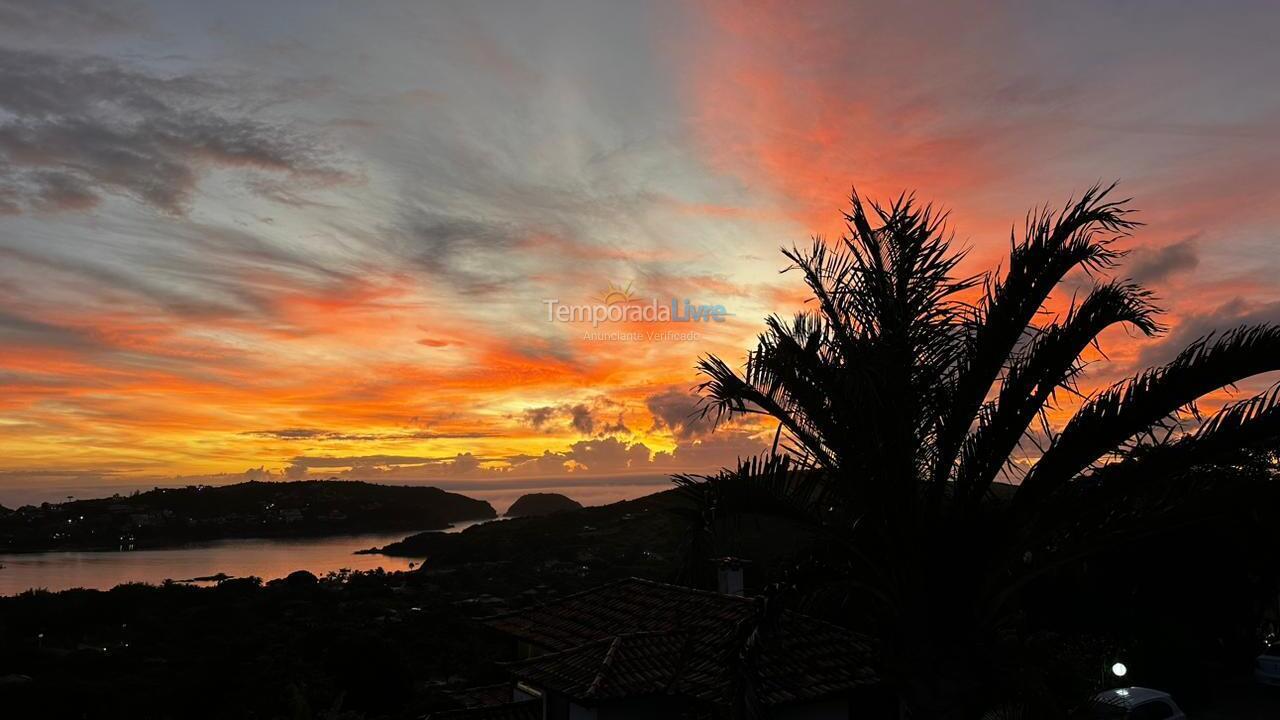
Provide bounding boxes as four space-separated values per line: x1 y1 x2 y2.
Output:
0 480 495 553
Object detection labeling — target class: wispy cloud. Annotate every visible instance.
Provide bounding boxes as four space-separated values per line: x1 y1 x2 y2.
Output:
0 47 349 214
1 0 1279 500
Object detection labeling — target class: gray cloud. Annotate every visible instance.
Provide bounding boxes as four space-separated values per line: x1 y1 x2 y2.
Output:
1137 297 1280 367
504 430 767 476
521 398 630 437
1128 237 1200 285
243 428 497 442
650 430 770 470
286 454 457 469
563 436 652 471
567 403 595 434
599 413 630 435
0 184 20 215
0 47 346 215
504 437 650 474
247 428 329 440
523 406 558 429
645 387 710 439
390 208 525 295
0 309 96 351
29 171 99 211
0 0 146 40
282 452 488 482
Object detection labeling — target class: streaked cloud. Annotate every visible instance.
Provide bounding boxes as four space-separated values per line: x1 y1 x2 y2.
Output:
0 47 351 215
1129 237 1200 284
1 0 1279 505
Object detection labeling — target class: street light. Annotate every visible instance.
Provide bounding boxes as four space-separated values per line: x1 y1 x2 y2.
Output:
1111 662 1128 679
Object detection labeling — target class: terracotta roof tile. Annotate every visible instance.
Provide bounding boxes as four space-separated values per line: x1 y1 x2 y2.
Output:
483 577 878 708
509 631 689 701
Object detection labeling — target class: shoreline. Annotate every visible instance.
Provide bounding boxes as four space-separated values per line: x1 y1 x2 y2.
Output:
0 518 490 556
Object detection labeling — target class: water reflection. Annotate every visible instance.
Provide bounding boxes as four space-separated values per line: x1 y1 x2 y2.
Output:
0 530 438 596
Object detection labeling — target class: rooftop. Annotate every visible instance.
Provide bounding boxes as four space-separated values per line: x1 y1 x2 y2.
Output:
509 631 689 702
483 577 879 708
427 699 540 720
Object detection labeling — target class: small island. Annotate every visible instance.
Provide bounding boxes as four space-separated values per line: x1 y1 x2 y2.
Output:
504 492 582 517
0 480 495 553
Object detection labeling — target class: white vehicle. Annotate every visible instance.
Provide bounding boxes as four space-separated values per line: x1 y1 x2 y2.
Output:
1255 642 1280 686
1086 687 1187 719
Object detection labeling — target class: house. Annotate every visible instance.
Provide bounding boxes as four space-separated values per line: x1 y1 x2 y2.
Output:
429 577 888 719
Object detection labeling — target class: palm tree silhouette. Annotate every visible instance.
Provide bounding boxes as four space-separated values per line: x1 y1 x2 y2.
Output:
677 184 1280 718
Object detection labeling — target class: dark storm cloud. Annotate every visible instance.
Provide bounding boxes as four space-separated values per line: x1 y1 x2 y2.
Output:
0 47 345 214
1128 237 1200 285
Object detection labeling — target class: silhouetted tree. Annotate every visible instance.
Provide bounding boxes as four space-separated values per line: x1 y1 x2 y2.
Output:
677 185 1280 719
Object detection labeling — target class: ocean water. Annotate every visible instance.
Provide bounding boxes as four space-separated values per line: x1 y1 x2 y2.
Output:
0 523 487 596
0 476 670 596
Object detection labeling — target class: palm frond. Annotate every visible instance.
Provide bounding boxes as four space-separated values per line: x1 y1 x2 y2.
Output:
673 453 841 532
1091 382 1280 485
935 183 1138 485
694 343 837 469
956 281 1162 500
675 184 1280 718
1018 324 1280 505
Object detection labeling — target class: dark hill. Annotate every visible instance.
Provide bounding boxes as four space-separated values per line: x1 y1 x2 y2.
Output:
505 492 582 517
364 489 690 566
0 480 496 552
361 487 812 594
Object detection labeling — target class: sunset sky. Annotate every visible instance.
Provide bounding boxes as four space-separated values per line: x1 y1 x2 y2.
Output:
2 0 1279 508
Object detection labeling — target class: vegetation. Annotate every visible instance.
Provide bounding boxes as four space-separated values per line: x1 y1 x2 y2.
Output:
6 186 1280 718
677 185 1280 718
365 489 686 568
503 492 584 517
0 570 499 719
0 493 692 719
1 478 1275 718
0 480 495 553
